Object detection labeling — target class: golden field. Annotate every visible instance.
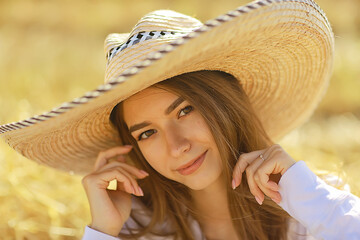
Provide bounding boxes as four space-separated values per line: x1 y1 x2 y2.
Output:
0 0 359 239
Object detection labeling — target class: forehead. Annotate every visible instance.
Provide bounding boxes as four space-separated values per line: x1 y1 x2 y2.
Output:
123 87 179 124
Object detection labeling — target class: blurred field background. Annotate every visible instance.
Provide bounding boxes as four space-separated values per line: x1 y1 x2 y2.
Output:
0 0 359 239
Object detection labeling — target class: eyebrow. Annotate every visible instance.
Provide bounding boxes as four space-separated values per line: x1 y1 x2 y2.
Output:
129 97 184 133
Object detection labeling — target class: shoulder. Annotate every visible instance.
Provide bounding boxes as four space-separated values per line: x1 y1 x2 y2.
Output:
120 196 152 234
287 219 318 240
120 197 176 237
121 197 203 239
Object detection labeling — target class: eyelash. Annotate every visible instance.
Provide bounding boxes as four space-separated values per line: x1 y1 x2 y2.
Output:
137 105 194 141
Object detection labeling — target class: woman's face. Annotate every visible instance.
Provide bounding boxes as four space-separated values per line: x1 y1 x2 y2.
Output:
123 87 223 190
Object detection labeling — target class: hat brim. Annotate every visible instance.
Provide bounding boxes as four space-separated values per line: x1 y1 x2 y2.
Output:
0 0 334 174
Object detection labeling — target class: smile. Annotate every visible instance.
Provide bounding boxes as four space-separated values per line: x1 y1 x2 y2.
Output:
176 150 207 176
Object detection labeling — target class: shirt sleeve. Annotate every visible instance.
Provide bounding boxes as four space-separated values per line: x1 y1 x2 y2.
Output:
82 226 120 240
279 161 360 240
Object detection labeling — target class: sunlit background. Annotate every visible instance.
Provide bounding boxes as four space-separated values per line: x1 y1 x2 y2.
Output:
0 0 359 239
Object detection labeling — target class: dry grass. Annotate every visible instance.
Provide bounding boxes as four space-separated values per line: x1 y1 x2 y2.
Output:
0 0 359 239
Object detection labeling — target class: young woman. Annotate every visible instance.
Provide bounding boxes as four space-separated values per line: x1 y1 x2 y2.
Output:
82 71 360 240
1 0 359 239
83 71 293 239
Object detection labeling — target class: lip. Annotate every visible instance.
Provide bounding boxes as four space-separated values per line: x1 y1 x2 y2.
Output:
176 150 207 176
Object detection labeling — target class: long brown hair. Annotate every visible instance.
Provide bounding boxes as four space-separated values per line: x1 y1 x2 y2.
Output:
110 70 289 239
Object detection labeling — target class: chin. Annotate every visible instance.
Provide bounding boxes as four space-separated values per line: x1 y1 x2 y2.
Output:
185 182 209 191
183 170 222 191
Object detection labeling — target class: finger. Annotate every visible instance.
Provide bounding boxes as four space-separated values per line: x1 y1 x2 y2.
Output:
255 148 288 203
248 149 282 203
94 165 143 196
86 168 134 195
97 161 148 179
266 180 280 191
115 167 143 196
256 149 288 187
104 168 140 196
233 149 267 189
94 145 133 171
256 163 282 204
237 145 279 188
245 156 266 204
254 174 281 204
257 162 281 191
255 171 281 192
116 155 126 163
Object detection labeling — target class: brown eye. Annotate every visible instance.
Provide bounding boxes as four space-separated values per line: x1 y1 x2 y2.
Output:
138 129 157 141
178 105 193 117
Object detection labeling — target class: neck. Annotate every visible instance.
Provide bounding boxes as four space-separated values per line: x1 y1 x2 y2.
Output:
191 175 238 240
191 176 229 220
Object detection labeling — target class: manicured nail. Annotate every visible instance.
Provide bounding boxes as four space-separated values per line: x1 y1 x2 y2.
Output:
140 170 149 176
255 196 263 205
272 197 281 204
138 187 144 196
232 179 236 189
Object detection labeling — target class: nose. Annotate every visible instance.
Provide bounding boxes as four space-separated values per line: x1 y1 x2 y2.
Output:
165 124 191 158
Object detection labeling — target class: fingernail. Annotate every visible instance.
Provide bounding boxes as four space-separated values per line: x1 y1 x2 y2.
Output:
138 187 144 196
271 198 281 204
272 194 281 204
140 170 149 176
232 179 236 189
255 196 263 205
124 145 133 149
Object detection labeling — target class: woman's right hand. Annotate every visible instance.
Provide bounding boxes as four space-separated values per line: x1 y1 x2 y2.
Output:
81 145 149 237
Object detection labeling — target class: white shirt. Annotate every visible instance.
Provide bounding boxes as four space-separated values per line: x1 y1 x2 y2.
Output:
82 161 360 239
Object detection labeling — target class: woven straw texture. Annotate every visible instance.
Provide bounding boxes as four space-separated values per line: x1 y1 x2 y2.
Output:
0 0 334 175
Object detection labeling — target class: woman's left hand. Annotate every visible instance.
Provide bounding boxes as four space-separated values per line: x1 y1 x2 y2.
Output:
232 144 296 205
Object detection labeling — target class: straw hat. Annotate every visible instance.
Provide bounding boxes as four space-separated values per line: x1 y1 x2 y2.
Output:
0 0 334 175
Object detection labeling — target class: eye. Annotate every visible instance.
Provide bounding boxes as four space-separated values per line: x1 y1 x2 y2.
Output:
138 129 157 141
178 105 193 118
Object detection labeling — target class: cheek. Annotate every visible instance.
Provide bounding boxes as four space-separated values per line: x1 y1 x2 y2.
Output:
140 144 170 176
194 117 215 142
